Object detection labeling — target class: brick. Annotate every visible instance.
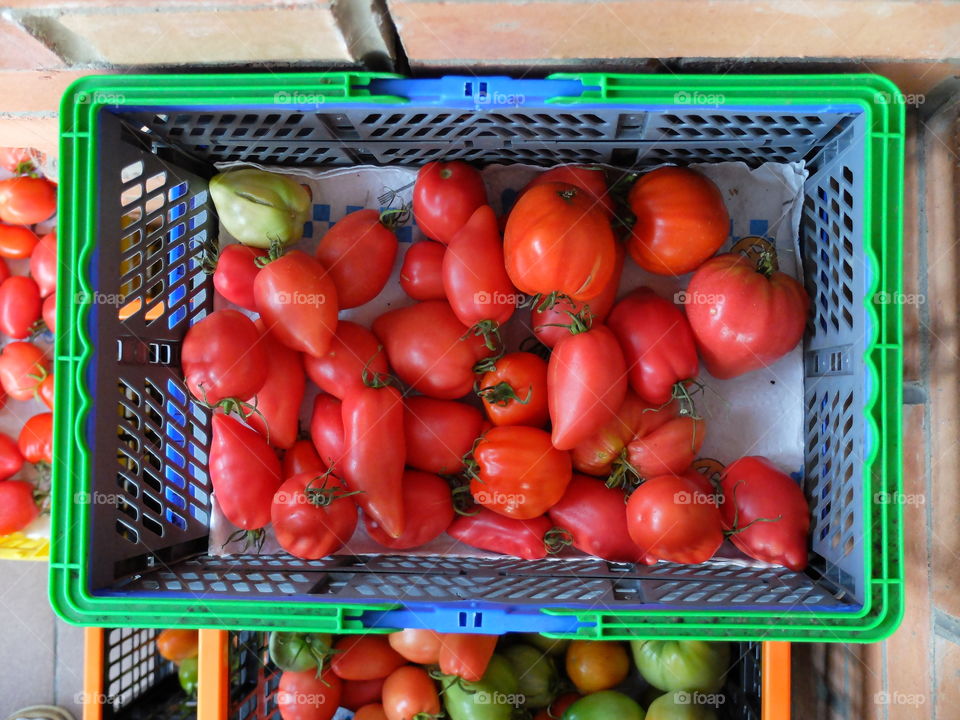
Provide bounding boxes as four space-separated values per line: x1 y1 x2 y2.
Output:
0 70 104 113
0 117 59 161
389 0 960 64
0 17 62 70
935 633 960 716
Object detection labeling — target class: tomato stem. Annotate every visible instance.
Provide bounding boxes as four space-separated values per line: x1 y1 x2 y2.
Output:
200 235 220 274
303 468 363 507
724 478 783 536
222 528 266 553
379 204 411 229
671 379 703 421
254 236 288 267
544 527 574 554
540 308 594 336
361 347 398 389
477 380 532 407
731 236 780 278
607 451 642 491
464 319 504 354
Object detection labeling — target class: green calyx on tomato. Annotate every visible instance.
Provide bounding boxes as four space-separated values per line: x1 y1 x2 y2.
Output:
209 168 311 249
221 527 267 553
476 381 532 408
630 640 729 693
269 631 336 675
301 470 364 508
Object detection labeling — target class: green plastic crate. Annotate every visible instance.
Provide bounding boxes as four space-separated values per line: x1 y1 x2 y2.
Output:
51 72 904 641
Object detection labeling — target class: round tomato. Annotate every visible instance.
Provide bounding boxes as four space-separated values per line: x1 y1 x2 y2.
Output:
245 321 305 450
470 426 572 519
399 240 446 301
29 231 56 297
269 632 334 673
365 469 453 550
438 634 499 683
404 396 484 474
531 242 623 349
181 309 267 404
42 293 55 334
504 182 616 302
156 628 199 662
627 167 729 276
38 373 53 410
331 636 406 681
565 641 630 694
382 665 441 720
283 439 324 478
0 480 39 534
213 243 265 312
0 148 44 174
255 249 339 357
413 161 487 244
316 209 398 309
277 668 342 720
477 352 549 428
0 176 57 225
0 431 23 480
442 204 516 331
549 322 627 451
685 251 809 379
0 276 41 339
303 321 389 400
626 474 723 564
388 629 442 665
271 472 359 560
548 475 643 563
0 341 48 401
523 165 613 217
310 394 344 472
502 643 559 709
341 678 386 711
631 639 730 693
354 705 388 720
646 693 718 719
562 690 644 720
372 300 493 400
19 412 52 464
0 223 38 259
448 508 553 560
209 414 282 531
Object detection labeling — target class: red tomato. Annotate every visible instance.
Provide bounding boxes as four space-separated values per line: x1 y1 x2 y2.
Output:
271 472 359 560
255 250 339 357
627 167 729 276
0 432 24 480
277 668 342 720
523 165 613 217
0 148 44 174
354 706 387 720
310 394 344 472
155 629 199 662
388 629 442 665
382 665 440 720
548 323 627 451
504 182 616 302
438 634 498 682
626 474 723 564
470 426 571 519
547 475 643 562
209 414 282 530
42 293 56 334
283 439 324 478
213 244 265 312
413 161 487 244
607 287 699 404
303 321 389 400
477 351 549 428
531 242 623 349
571 391 656 477
624 412 704 480
0 176 57 225
0 223 38 259
372 300 493 400
0 481 39 534
341 381 406 538
38 373 54 410
331 636 406 681
448 508 552 560
340 678 386 712
315 209 398 309
399 241 446 301
29 231 56 297
0 258 10 288
0 341 48 401
686 252 809 379
403 396 484 474
442 204 516 330
181 309 267 404
719 456 810 570
18 412 52 464
244 321 305 450
365 470 453 550
0 276 41 339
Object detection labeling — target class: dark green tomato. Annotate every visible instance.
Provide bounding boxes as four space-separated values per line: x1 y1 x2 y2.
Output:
268 631 334 673
502 643 559 709
519 633 570 657
178 657 199 696
563 690 645 720
443 654 521 720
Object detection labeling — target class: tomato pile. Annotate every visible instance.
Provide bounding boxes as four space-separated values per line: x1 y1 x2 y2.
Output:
155 628 200 697
0 148 57 540
201 160 812 572
268 629 731 720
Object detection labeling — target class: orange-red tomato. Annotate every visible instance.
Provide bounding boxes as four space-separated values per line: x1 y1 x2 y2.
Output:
277 669 342 720
0 341 48 401
42 293 56 334
29 231 56 297
354 705 388 720
18 411 52 464
0 176 57 225
382 666 440 720
0 223 38 258
340 677 386 711
388 629 442 665
330 636 406 681
477 352 549 428
438 634 498 682
315 209 398 309
38 372 53 410
565 640 630 694
523 165 613 217
156 629 199 662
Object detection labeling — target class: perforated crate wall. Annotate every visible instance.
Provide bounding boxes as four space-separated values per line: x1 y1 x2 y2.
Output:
101 628 193 719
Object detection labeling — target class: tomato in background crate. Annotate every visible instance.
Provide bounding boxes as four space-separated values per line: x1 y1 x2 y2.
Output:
438 634 498 682
501 642 559 709
269 632 335 673
382 665 441 720
0 276 41 339
213 244 265 312
365 469 453 550
477 351 549 428
548 475 642 563
0 176 56 225
340 677 385 712
631 639 729 693
271 472 358 560
403 396 484 475
19 411 52 464
29 231 56 297
0 223 38 259
448 508 553 560
37 373 53 410
155 628 199 662
0 341 48 401
388 629 442 665
277 667 342 720
309 394 344 472
565 640 630 694
0 480 38 534
245 320 305 450
563 690 644 720
523 165 614 217
331 636 406 681
303 321 388 400
181 309 266 404
399 240 446 301
315 208 398 309
626 166 729 276
413 161 487 244
440 653 518 718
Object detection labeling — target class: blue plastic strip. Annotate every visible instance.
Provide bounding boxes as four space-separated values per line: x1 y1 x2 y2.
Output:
361 604 588 634
366 75 592 107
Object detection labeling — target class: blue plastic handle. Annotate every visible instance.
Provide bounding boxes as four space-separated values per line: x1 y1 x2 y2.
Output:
361 603 590 635
366 75 591 107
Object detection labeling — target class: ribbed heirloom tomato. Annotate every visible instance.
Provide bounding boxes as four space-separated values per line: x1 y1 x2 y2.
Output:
548 475 643 563
271 472 359 560
522 165 614 217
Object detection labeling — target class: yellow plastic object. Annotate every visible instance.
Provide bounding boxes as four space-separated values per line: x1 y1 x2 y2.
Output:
0 532 49 560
